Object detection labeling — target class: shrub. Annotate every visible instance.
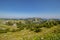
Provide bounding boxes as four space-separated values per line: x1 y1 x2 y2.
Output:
6 21 13 26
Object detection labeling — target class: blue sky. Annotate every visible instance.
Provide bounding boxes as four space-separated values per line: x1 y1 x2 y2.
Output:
0 0 60 18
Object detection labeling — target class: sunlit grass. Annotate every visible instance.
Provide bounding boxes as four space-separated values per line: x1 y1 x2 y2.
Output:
0 25 60 40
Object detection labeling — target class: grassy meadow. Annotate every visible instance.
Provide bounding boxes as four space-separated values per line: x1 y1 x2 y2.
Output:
0 18 60 40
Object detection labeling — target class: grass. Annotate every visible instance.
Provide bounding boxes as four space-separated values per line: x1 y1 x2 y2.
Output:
0 25 60 40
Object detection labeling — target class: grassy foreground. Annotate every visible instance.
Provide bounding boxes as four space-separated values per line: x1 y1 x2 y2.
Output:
0 25 60 40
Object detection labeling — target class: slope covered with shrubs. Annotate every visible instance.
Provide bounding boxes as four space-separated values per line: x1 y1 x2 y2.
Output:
0 18 60 40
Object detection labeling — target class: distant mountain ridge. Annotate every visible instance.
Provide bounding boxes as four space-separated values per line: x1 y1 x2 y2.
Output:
0 17 60 20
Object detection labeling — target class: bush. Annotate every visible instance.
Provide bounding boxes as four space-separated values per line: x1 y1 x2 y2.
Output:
6 21 13 26
0 28 9 33
34 28 41 33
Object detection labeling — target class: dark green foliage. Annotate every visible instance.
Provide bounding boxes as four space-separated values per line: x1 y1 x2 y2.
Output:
28 24 42 33
34 28 41 33
0 29 7 33
1 19 60 33
6 21 13 26
15 19 60 32
16 22 26 31
0 28 9 33
39 20 60 28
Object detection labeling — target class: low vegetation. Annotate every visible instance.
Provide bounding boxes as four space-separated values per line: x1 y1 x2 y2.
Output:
0 18 60 40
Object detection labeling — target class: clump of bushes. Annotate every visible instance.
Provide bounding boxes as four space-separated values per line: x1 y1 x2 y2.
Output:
6 21 14 26
0 28 9 33
1 19 60 33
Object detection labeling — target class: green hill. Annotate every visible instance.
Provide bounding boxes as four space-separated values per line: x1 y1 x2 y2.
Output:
0 18 60 40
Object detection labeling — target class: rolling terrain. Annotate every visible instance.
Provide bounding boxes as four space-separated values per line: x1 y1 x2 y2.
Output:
0 18 60 40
